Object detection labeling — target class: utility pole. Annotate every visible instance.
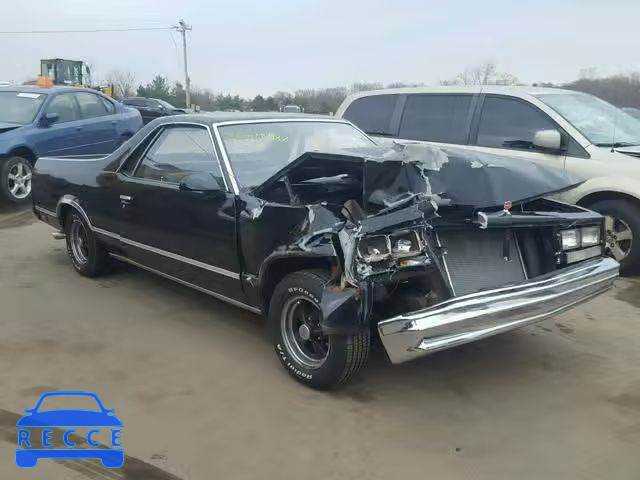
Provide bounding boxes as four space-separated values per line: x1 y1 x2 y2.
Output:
173 19 192 109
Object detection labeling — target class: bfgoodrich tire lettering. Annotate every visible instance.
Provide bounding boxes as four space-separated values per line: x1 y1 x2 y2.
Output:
269 269 370 389
64 210 110 277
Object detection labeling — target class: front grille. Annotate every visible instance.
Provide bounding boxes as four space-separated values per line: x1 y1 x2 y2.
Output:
439 229 526 296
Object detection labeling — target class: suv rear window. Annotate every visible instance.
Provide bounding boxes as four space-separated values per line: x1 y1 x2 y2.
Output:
342 94 399 136
399 94 472 144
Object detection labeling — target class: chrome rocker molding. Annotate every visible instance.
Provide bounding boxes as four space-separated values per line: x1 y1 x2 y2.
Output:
109 253 260 314
44 199 241 280
378 256 619 364
93 227 239 280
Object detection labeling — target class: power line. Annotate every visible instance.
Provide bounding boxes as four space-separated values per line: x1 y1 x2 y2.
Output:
0 27 171 34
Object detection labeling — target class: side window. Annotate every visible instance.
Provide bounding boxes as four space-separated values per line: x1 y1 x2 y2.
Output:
342 95 399 135
46 94 79 123
74 92 109 119
101 97 115 114
399 94 472 144
477 97 557 150
134 126 224 187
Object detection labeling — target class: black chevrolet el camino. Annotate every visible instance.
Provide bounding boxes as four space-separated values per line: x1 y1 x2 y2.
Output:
32 113 619 389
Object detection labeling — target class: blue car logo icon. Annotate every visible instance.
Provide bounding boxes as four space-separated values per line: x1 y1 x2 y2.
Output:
16 391 123 468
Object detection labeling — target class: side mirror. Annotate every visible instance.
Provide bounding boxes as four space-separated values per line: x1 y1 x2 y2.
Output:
179 173 223 193
41 112 59 126
532 129 562 152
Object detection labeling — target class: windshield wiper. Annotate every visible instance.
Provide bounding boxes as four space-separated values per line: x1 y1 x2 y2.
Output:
595 142 639 148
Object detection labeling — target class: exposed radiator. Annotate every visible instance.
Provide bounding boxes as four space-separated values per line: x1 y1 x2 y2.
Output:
439 229 527 297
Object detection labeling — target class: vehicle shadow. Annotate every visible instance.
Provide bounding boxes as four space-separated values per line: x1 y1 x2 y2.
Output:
111 260 556 402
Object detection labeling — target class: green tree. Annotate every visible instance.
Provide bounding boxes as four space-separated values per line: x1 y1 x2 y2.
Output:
137 75 172 101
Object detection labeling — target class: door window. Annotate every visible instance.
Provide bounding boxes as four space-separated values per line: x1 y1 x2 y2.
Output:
477 97 557 150
101 97 116 114
342 94 399 135
134 126 224 187
399 94 472 143
46 94 79 123
74 92 109 118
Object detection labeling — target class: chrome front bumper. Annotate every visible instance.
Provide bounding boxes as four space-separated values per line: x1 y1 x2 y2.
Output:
377 257 619 364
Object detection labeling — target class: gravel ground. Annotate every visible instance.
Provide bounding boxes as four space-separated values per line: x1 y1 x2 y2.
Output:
0 208 639 480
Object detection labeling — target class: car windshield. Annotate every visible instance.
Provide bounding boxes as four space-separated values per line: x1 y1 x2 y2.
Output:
218 121 375 188
0 91 47 124
535 92 640 147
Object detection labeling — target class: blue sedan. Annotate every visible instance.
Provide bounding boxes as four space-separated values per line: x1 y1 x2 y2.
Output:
0 86 142 203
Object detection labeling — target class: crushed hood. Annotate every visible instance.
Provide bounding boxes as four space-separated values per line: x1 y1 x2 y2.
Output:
253 143 582 212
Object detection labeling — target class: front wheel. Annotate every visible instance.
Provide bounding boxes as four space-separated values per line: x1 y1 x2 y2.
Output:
1 156 32 204
588 199 640 275
269 269 370 389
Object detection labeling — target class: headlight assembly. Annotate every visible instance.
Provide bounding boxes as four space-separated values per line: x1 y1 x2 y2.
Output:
357 231 423 263
357 235 391 263
560 229 580 250
580 226 601 247
390 231 422 258
560 225 603 251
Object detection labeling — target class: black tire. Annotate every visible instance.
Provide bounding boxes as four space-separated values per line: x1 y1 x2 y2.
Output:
269 269 370 389
588 199 640 275
64 210 110 277
0 156 33 204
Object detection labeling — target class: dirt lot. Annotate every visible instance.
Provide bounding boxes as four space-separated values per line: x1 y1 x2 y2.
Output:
0 207 639 480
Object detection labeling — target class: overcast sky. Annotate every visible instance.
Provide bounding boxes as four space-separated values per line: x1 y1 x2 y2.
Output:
2 0 639 97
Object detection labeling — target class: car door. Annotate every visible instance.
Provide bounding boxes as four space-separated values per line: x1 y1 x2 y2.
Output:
139 99 166 123
31 93 85 156
467 95 568 172
112 124 245 302
73 91 117 154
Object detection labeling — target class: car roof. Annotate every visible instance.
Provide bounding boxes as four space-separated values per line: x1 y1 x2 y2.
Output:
153 111 338 125
0 85 96 95
342 85 584 101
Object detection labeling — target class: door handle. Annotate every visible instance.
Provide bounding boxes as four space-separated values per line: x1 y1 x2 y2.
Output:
111 120 117 125
120 194 133 207
76 126 83 131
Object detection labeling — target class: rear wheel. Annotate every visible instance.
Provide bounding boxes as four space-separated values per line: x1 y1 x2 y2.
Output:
1 156 32 204
588 199 640 275
64 210 110 277
269 269 370 389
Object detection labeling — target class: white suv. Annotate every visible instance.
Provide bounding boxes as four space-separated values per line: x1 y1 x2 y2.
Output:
336 86 640 274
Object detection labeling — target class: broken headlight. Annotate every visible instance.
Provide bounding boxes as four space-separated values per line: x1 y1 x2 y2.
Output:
390 231 423 258
357 231 423 263
357 235 391 262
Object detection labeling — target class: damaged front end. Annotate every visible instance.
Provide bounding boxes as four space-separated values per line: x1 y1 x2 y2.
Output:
247 143 619 363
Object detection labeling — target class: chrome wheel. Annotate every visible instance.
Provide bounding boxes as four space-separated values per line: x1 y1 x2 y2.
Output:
281 296 330 369
605 215 633 261
69 219 89 264
7 160 32 200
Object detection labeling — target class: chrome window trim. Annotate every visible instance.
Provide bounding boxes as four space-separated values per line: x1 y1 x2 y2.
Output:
93 227 240 280
109 253 260 314
117 121 230 192
212 118 370 194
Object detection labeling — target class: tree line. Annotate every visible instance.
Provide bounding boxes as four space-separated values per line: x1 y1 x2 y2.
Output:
105 63 640 113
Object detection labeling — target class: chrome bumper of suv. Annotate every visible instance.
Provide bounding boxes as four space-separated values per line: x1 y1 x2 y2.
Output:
377 257 619 364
